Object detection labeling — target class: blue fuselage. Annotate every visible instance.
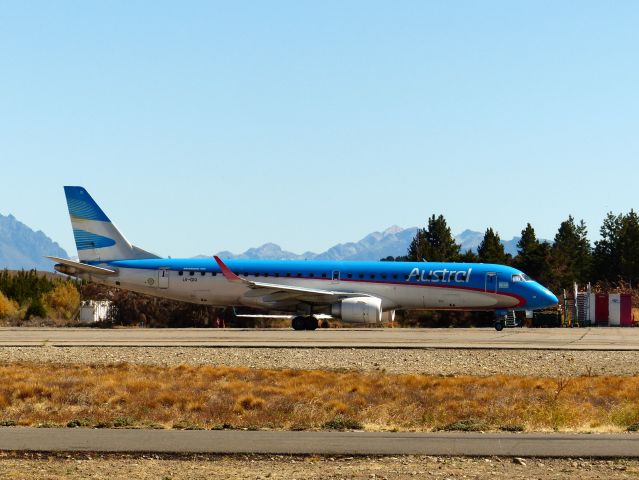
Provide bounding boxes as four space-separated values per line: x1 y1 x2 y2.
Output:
95 258 558 312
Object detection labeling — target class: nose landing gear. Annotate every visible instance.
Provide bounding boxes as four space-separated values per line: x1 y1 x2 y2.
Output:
494 309 507 331
292 316 319 331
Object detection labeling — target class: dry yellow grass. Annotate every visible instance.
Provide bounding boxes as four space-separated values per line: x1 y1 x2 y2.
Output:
0 362 637 432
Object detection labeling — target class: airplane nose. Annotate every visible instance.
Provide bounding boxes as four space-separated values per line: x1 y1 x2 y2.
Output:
545 289 559 306
538 287 558 309
527 283 559 310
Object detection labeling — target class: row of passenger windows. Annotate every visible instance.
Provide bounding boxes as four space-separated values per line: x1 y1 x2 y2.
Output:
175 271 409 280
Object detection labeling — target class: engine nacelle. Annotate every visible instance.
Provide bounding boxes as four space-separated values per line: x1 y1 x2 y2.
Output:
331 296 382 324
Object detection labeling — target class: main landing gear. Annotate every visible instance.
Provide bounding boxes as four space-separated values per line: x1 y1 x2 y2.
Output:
292 316 319 331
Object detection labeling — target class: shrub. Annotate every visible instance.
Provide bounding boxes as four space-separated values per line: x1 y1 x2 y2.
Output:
24 297 47 320
442 419 488 432
0 292 18 319
44 282 80 319
321 415 363 431
628 423 639 432
67 418 92 428
113 416 135 428
499 424 525 432
235 395 265 412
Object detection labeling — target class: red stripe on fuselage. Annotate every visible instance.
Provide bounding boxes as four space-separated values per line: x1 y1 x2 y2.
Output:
259 276 527 308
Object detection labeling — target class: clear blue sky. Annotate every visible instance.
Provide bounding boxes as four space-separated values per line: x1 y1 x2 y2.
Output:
1 1 638 258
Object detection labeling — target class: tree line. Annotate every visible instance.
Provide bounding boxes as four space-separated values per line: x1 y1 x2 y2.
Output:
384 211 639 294
0 269 80 322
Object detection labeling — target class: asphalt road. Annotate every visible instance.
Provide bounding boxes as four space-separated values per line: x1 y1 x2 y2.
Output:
0 428 637 457
0 327 637 350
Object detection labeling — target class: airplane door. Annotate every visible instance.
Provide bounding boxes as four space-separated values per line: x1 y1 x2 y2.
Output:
485 272 497 293
331 270 340 283
158 269 169 289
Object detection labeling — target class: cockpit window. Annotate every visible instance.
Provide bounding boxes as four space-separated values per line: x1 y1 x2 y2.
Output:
512 274 532 282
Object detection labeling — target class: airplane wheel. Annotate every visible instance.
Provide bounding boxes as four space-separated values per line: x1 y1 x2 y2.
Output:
304 316 318 331
292 316 306 331
494 321 504 331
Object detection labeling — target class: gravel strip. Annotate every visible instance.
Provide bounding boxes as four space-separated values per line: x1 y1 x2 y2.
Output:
0 346 637 377
0 454 637 480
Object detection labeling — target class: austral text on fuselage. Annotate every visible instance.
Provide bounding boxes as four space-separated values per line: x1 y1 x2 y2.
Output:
406 267 472 283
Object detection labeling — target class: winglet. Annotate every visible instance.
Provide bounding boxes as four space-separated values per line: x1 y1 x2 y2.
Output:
213 256 243 283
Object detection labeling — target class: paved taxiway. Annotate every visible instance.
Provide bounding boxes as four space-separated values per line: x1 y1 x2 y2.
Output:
0 429 637 457
0 327 638 349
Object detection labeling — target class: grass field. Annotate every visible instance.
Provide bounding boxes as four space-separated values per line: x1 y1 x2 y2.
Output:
0 362 638 432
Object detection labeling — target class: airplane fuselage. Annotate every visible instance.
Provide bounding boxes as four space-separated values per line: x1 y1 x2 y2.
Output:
67 258 557 316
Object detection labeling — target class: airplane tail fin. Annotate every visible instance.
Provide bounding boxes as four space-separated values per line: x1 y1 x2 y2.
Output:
64 186 160 262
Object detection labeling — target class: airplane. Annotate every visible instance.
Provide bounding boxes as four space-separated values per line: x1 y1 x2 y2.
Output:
49 187 558 331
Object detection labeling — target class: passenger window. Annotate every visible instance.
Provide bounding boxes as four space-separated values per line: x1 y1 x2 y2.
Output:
393 274 398 280
275 273 280 277
178 271 183 276
347 273 352 279
201 271 205 276
286 273 291 277
381 274 387 279
370 274 376 279
297 273 302 277
212 272 217 276
322 273 327 278
255 273 260 277
309 273 315 278
404 274 409 280
189 271 195 276
264 273 269 277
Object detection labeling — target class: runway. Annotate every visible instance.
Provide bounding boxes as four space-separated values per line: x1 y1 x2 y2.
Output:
0 428 637 457
0 327 638 350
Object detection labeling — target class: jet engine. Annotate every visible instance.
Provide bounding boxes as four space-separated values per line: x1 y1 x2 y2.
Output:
331 296 382 324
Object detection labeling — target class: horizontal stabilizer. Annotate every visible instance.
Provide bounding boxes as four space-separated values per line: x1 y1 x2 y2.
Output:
47 256 117 276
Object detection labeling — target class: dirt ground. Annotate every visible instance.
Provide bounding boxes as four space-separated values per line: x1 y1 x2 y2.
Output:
0 453 637 479
1 346 638 377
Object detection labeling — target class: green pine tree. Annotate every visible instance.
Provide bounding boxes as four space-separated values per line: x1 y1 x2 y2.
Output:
618 210 639 285
593 212 623 283
513 223 551 282
458 249 478 263
407 214 460 262
477 228 509 264
551 215 591 289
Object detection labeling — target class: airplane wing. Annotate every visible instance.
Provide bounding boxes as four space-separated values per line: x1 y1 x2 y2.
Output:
213 256 369 304
46 256 118 276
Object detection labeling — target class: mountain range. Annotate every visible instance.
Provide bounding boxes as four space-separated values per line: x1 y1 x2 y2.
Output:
0 213 68 271
213 226 524 261
0 213 528 271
